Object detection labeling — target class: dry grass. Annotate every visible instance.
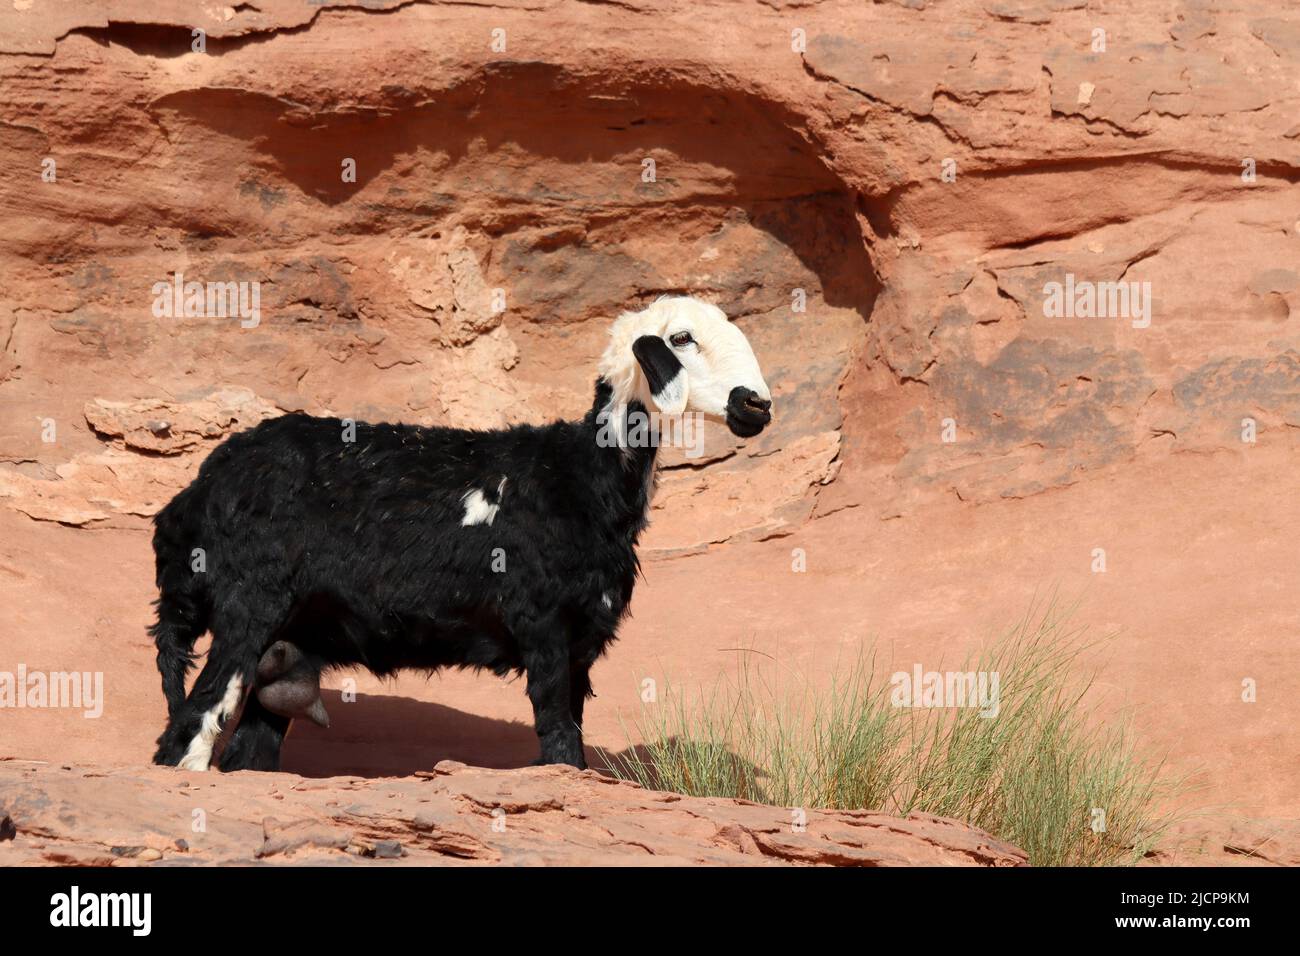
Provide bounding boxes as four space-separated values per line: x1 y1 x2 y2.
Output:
598 600 1184 866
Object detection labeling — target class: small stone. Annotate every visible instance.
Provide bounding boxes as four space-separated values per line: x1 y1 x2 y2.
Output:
1077 82 1095 106
137 848 163 862
371 840 404 859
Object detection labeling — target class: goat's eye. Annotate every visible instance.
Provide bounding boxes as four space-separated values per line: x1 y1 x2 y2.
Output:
669 331 694 348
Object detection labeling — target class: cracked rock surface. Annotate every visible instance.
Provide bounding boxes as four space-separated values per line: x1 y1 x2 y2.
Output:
0 759 1029 866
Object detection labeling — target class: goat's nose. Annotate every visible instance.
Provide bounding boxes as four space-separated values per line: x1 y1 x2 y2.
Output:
727 386 772 423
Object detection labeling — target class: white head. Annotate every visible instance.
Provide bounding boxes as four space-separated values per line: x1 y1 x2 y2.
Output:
598 296 773 437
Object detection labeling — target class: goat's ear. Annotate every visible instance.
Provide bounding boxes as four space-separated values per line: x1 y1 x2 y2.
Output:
632 335 688 416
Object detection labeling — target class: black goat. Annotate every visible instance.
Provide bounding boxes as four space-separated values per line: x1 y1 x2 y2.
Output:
150 296 773 771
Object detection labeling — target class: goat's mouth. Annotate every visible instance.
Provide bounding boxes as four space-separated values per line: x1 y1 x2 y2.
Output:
725 387 772 438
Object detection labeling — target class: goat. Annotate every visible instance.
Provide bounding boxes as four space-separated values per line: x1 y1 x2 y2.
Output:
149 296 773 772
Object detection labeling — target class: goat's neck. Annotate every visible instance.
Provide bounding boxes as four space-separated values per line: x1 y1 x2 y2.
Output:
584 379 660 539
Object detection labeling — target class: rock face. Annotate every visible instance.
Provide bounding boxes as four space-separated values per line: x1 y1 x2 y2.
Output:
0 1 1297 862
1 0 1296 538
0 759 1028 866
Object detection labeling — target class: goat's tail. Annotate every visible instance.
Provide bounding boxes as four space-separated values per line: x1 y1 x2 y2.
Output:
150 499 209 718
150 591 207 719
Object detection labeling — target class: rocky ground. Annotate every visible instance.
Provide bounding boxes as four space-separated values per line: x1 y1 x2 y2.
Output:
0 759 1029 866
0 0 1297 865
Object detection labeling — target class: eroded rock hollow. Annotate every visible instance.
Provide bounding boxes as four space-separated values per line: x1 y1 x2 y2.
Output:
1 0 1297 864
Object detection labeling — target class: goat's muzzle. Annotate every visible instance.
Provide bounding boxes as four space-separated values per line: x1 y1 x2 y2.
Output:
725 387 772 438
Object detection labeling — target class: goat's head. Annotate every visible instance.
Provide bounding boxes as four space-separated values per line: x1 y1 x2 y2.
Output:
599 296 773 438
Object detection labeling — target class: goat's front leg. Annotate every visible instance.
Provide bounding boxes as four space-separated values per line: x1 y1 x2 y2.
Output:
521 644 586 769
569 661 593 729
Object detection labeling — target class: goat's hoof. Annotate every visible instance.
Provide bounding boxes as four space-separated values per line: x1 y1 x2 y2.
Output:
531 755 587 771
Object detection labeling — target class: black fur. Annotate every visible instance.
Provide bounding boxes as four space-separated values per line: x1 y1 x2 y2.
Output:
150 379 656 772
631 335 684 401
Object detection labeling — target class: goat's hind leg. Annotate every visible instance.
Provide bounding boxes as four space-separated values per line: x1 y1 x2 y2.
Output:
218 693 292 772
152 651 250 769
153 599 288 770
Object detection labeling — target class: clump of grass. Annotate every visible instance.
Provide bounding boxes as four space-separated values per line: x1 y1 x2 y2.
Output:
599 601 1182 866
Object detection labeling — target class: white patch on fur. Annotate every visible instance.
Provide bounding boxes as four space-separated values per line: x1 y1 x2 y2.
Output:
601 591 613 610
178 673 244 772
461 477 507 527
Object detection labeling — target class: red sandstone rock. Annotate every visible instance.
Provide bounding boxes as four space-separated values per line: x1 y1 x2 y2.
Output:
0 759 1028 866
0 0 1296 865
